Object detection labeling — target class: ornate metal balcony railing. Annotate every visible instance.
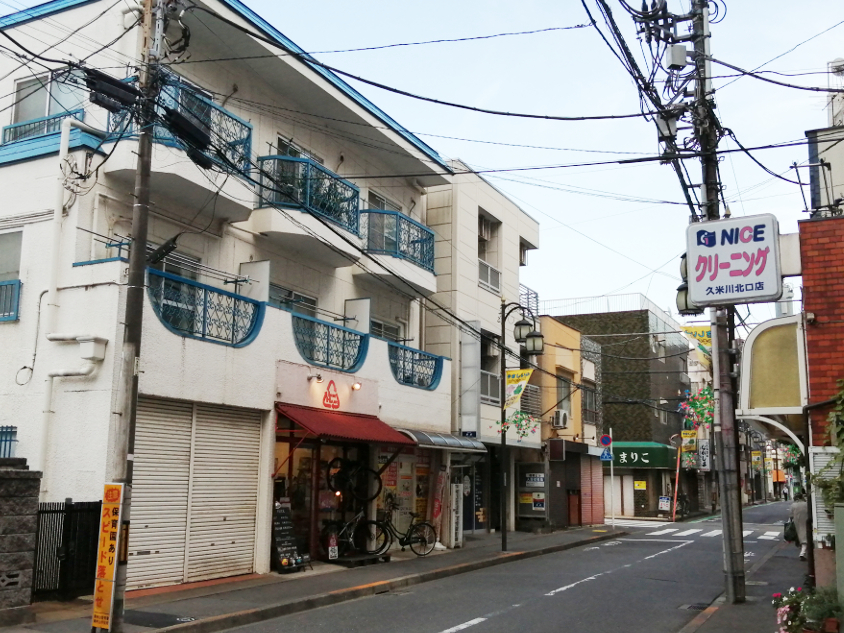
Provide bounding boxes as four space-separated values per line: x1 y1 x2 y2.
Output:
520 383 542 417
360 208 435 272
0 280 21 322
147 269 264 347
387 341 443 390
108 73 252 177
291 314 368 372
257 155 360 235
479 259 501 293
480 370 501 405
2 109 84 144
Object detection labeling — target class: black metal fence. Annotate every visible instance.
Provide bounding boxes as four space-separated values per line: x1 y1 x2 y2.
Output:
34 500 101 600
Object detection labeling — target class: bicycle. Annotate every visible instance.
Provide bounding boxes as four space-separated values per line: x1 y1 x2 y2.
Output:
320 509 389 559
380 496 437 556
676 493 690 517
326 457 383 502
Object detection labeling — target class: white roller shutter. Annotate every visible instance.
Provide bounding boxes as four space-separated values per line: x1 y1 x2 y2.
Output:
186 404 261 582
810 446 839 543
128 397 193 589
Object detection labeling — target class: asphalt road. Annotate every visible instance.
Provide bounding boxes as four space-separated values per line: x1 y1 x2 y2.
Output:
226 504 791 633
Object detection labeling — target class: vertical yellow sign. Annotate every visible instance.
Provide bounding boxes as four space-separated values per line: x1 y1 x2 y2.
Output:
504 369 534 410
92 483 123 631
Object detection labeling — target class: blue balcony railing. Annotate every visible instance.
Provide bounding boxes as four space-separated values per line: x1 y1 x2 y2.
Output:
361 209 435 272
0 280 21 322
387 341 443 390
257 155 360 235
291 314 368 372
108 73 252 177
147 269 264 347
2 109 84 144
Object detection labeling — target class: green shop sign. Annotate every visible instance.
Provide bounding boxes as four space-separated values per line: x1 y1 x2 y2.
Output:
604 442 677 469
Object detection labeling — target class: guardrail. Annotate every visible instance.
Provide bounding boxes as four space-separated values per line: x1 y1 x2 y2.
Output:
257 155 360 234
291 314 368 372
147 269 264 347
2 109 84 144
387 341 443 389
480 370 501 405
361 208 434 272
0 279 22 322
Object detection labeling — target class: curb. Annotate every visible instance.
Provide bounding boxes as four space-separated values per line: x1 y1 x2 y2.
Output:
155 530 629 633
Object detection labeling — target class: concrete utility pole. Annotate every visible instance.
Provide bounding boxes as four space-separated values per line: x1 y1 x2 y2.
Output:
110 1 164 630
692 0 745 604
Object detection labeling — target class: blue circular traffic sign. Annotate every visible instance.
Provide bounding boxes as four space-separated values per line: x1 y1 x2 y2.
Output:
599 434 612 447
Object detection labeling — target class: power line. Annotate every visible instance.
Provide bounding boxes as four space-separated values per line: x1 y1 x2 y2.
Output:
710 57 844 93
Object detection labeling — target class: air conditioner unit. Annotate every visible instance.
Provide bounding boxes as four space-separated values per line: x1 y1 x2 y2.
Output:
478 216 491 242
551 410 569 429
482 341 499 358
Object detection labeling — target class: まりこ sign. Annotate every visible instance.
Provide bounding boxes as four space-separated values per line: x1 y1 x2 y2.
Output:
686 214 782 306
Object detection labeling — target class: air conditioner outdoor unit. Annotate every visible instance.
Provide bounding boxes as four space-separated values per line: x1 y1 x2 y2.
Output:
478 216 491 242
551 410 569 429
482 341 499 358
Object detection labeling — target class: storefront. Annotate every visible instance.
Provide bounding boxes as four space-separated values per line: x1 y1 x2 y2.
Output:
603 441 678 518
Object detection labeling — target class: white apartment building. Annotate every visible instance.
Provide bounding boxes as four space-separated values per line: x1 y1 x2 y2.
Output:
426 161 540 535
0 0 487 589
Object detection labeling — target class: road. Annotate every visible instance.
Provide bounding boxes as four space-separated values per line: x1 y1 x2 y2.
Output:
228 502 794 633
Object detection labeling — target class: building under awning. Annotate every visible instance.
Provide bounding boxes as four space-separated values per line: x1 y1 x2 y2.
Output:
398 429 487 453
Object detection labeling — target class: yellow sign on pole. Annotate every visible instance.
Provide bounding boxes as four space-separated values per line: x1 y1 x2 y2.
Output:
92 483 123 631
681 430 697 453
504 369 534 410
752 451 762 463
682 326 712 348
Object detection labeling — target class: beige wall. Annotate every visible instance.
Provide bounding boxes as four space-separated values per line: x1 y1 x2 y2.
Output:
534 317 584 443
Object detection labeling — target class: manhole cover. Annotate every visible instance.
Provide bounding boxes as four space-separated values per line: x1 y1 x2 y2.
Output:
680 604 710 611
123 611 196 628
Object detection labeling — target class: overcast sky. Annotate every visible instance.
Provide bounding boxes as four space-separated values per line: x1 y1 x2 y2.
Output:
242 0 841 333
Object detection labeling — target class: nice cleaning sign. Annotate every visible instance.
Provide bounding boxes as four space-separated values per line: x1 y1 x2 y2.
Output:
686 213 782 306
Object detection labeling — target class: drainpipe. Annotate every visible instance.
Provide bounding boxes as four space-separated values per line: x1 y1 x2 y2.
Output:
41 334 108 495
46 118 108 333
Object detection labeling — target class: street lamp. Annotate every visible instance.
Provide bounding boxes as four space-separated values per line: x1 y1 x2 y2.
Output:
500 301 544 552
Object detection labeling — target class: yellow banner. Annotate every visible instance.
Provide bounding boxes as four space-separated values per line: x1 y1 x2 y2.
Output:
681 430 697 453
505 369 534 410
682 326 711 348
92 483 123 631
752 451 762 463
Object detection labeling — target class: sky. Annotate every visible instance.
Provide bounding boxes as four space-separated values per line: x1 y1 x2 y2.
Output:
237 0 842 333
5 0 841 334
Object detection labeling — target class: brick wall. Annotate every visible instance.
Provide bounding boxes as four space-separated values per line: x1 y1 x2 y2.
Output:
799 216 844 446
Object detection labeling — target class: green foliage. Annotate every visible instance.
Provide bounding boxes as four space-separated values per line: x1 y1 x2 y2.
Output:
801 587 842 630
680 386 714 430
496 411 539 441
809 380 844 511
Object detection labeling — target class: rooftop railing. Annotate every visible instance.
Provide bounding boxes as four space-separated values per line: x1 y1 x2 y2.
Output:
147 269 264 347
257 155 360 235
361 208 434 272
1 109 84 144
291 313 368 372
387 341 443 390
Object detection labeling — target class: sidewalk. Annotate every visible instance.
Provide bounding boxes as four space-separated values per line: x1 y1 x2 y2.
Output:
678 541 809 633
3 526 625 633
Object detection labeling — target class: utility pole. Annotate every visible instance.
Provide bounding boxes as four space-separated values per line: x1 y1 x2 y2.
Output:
110 1 164 630
692 0 745 604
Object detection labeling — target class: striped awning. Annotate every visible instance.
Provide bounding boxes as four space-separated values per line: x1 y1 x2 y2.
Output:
397 429 486 453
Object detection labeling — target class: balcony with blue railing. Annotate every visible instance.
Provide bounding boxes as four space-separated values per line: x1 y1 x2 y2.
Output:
147 268 264 347
360 208 434 273
0 280 22 322
0 110 103 166
291 313 368 372
387 341 443 390
256 155 360 235
2 109 84 144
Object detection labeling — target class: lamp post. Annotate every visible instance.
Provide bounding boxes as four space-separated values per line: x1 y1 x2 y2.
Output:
499 301 544 552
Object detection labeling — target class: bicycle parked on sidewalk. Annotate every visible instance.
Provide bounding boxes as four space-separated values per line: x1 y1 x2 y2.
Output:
319 508 389 559
379 494 437 557
676 493 690 517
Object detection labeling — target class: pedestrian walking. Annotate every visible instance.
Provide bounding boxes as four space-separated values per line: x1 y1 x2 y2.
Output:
790 494 808 560
781 487 788 501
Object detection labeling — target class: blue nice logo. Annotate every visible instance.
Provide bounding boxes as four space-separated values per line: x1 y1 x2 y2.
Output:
696 230 716 247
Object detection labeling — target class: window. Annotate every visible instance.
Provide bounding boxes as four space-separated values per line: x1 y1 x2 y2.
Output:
368 190 400 213
269 283 317 318
276 137 323 164
0 232 22 282
371 319 402 342
519 243 529 267
583 381 598 423
13 71 85 124
556 373 573 417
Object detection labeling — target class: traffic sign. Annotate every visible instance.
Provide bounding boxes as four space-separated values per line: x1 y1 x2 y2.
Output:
599 448 613 461
599 434 612 447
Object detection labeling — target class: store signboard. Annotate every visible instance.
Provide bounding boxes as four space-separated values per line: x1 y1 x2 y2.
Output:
681 430 697 453
504 369 533 410
698 439 711 472
634 480 647 490
92 483 123 631
659 496 671 511
686 214 782 306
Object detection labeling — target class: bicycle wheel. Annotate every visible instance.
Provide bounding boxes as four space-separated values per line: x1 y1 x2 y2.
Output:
349 466 383 502
408 522 436 556
353 520 391 555
326 457 346 493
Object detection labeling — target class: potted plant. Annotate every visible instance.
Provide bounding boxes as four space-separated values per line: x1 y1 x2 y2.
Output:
773 587 808 633
801 587 841 633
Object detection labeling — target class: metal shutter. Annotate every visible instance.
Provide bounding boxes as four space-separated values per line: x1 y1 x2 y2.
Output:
809 447 839 542
186 404 261 582
128 397 193 589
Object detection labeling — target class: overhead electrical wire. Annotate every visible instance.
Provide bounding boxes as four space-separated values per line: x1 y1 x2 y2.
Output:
710 57 844 93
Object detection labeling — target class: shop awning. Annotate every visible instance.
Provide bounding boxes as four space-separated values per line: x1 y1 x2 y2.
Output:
398 429 487 453
606 441 677 469
275 404 415 446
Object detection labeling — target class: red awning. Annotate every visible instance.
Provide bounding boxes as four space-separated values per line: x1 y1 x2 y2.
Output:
275 403 415 446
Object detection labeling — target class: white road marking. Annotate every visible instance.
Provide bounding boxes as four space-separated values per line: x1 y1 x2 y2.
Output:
643 542 692 560
742 530 754 537
701 530 722 537
546 573 606 596
758 532 779 540
439 618 487 633
647 528 679 536
673 529 703 537
604 519 676 528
